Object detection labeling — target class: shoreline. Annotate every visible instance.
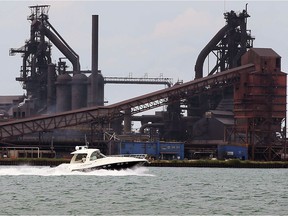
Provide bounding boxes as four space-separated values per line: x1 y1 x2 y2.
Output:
0 158 287 168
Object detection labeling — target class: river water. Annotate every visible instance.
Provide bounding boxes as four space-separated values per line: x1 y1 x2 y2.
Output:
0 165 287 215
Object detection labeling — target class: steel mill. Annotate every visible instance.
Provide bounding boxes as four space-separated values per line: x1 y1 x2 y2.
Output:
0 5 286 161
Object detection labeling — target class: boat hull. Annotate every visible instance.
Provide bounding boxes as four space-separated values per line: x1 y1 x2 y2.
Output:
71 161 146 172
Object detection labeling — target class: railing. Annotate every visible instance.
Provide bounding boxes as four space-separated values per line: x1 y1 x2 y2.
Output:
104 76 173 87
1 147 40 158
110 154 147 159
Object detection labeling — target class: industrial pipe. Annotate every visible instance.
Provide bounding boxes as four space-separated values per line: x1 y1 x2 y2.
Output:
44 26 80 73
194 24 232 79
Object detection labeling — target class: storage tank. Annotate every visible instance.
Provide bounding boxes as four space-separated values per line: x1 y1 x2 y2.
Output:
71 73 87 110
87 75 92 107
56 73 72 112
88 71 104 107
96 72 104 106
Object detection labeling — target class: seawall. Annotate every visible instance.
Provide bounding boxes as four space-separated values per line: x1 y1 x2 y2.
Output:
0 158 288 168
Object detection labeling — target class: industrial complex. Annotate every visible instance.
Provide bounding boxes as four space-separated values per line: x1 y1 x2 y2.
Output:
0 5 286 161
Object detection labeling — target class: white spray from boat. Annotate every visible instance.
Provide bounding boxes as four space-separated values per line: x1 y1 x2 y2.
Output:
0 164 154 176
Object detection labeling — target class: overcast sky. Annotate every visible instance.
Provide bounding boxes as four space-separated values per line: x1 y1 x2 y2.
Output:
0 1 287 105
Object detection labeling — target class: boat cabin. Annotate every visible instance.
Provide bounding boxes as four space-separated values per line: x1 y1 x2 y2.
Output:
70 146 106 164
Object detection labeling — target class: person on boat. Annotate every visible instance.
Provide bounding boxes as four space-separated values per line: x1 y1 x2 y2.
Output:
82 156 86 163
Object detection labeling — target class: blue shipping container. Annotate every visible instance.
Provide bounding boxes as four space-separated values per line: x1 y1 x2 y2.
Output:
120 141 184 160
218 145 248 160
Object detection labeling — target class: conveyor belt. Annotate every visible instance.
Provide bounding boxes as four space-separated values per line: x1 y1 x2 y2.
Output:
0 64 254 139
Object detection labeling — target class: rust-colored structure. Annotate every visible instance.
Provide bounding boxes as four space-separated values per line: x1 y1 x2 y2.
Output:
233 48 286 160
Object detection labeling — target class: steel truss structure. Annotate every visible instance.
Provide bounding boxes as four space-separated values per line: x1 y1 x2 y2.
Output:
0 64 254 140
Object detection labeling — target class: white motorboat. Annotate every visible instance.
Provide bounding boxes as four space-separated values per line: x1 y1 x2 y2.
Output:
69 146 148 172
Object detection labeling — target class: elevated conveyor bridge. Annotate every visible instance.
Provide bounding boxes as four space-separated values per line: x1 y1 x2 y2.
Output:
0 64 254 140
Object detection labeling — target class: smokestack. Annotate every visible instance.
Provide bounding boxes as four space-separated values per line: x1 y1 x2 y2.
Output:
92 15 98 73
90 15 99 106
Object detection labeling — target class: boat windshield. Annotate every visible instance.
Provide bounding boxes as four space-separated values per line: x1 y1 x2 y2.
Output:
90 151 106 161
75 153 87 163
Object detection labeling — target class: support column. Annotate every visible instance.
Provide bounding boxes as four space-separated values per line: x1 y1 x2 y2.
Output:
124 108 132 133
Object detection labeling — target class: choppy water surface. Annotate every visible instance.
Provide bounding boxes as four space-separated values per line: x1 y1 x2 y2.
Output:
0 165 287 215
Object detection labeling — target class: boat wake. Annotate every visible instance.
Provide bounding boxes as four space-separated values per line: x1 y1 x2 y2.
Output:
0 164 154 177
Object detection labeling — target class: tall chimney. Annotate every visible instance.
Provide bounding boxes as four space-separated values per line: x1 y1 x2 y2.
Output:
92 15 98 73
90 15 99 106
